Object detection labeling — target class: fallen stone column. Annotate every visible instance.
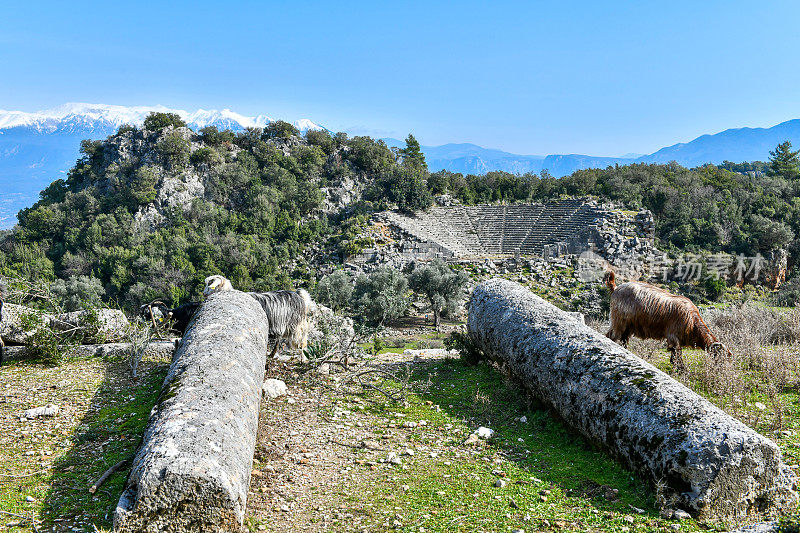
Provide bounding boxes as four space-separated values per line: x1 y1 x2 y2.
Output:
115 290 269 532
468 278 797 522
1 304 130 345
50 308 131 342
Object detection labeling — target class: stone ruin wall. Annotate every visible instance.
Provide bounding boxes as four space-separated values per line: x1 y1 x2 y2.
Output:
351 199 788 290
351 199 657 276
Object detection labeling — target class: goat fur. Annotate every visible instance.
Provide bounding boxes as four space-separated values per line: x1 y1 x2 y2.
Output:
203 276 314 361
605 271 729 372
140 300 202 335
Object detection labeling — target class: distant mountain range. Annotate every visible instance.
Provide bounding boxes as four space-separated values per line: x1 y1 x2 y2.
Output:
2 103 800 228
387 118 800 176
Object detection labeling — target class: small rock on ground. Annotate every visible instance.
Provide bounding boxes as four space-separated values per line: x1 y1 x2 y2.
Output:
475 426 494 439
22 404 59 418
263 379 288 399
673 509 691 520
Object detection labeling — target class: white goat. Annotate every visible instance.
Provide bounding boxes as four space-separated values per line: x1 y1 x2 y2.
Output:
203 275 314 360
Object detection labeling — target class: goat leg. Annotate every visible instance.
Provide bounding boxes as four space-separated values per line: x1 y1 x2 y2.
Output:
266 338 282 370
670 346 687 374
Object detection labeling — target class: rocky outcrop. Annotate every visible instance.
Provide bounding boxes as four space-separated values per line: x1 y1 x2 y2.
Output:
0 304 130 345
114 291 269 532
468 278 798 522
320 174 365 213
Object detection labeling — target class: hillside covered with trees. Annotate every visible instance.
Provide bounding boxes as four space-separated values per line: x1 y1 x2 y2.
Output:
0 113 798 311
0 114 433 308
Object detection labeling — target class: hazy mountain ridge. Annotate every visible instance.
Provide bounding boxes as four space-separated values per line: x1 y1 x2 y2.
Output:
393 119 800 176
642 119 800 166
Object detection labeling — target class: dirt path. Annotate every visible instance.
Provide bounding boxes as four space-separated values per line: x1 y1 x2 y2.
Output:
246 350 449 532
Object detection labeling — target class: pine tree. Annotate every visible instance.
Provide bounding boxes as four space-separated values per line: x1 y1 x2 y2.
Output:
398 134 427 171
768 141 800 180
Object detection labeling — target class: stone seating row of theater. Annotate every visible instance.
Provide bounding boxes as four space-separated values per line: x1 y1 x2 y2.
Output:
383 199 611 258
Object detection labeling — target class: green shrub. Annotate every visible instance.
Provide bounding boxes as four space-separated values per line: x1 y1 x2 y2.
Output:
262 120 300 140
703 275 727 302
774 277 800 307
444 330 483 365
190 146 220 167
51 275 105 312
156 132 190 168
19 312 70 366
199 126 235 146
315 270 353 312
143 112 186 132
351 266 409 326
305 129 334 153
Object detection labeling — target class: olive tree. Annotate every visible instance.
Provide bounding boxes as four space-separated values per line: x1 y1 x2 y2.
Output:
351 266 409 326
408 259 469 327
315 270 353 312
51 275 105 311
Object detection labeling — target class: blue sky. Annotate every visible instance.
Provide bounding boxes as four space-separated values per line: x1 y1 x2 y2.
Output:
2 1 800 156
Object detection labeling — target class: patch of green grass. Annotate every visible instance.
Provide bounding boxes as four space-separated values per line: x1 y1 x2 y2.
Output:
41 367 167 527
37 362 167 531
0 357 169 532
358 332 450 355
345 358 710 532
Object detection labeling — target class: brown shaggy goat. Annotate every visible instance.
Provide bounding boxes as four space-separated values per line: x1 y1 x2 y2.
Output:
604 271 730 372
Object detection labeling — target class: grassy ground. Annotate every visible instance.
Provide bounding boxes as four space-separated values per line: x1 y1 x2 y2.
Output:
1 316 797 532
0 354 170 532
345 357 692 533
359 331 448 356
650 347 800 466
243 349 721 532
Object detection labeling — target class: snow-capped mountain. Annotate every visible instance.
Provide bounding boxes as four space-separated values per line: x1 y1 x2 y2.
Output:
0 103 325 228
0 102 323 134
